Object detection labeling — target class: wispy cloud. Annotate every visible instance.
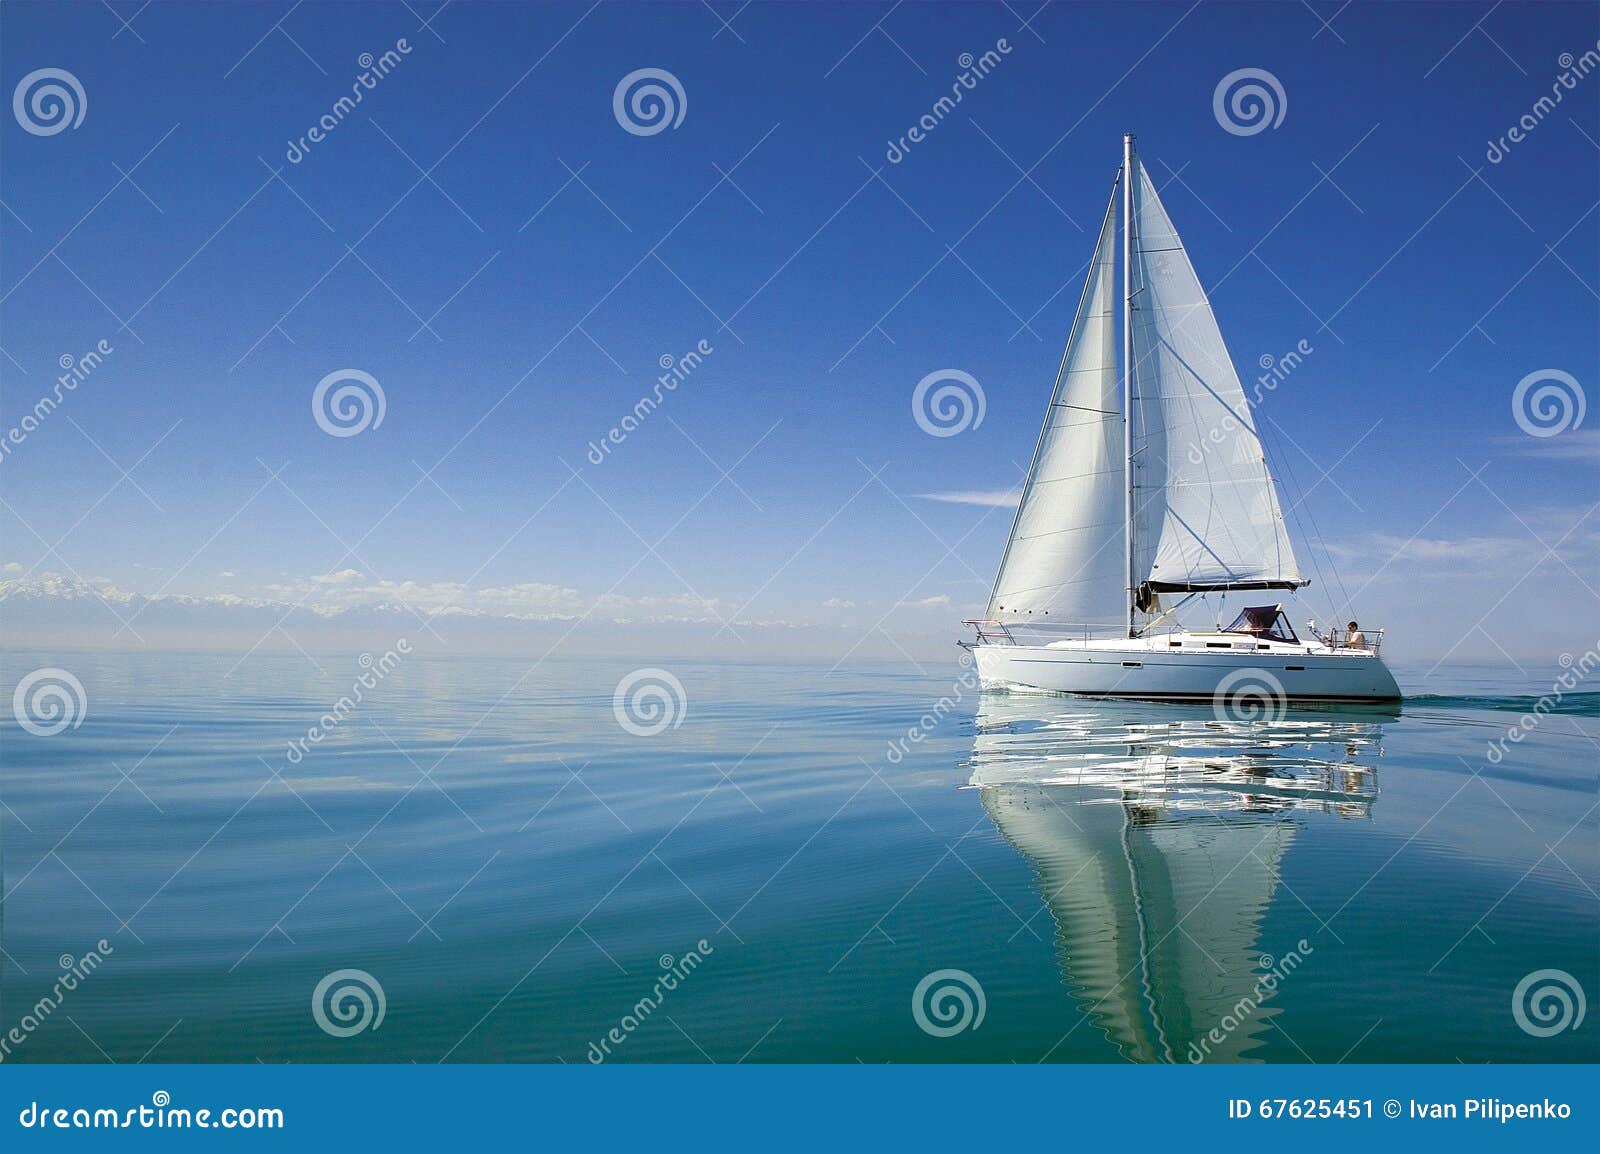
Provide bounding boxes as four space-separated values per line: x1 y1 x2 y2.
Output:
1497 429 1600 463
915 489 1021 508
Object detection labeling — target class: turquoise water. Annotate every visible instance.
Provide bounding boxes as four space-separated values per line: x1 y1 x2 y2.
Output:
1 651 1595 1063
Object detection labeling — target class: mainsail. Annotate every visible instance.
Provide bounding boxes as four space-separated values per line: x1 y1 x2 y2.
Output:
986 179 1126 627
1127 159 1303 596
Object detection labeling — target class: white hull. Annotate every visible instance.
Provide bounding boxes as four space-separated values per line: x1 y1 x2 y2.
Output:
971 634 1400 703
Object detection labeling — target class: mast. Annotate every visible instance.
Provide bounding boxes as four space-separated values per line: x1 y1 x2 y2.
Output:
1122 133 1136 638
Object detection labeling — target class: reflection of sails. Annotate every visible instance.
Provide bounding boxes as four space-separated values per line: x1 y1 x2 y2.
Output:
970 697 1387 1062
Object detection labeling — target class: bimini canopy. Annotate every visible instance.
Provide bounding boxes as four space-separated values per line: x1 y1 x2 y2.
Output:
1221 605 1297 643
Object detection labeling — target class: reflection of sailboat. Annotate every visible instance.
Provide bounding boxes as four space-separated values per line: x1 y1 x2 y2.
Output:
970 695 1388 1062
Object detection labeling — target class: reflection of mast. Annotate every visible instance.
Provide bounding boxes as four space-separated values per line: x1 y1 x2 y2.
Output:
970 697 1387 1063
983 785 1296 1062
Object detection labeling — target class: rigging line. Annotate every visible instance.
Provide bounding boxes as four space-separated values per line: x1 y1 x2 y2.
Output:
1261 419 1331 616
1279 423 1353 616
1261 417 1347 621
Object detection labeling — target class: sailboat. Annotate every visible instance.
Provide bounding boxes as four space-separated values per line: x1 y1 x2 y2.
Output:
963 136 1400 703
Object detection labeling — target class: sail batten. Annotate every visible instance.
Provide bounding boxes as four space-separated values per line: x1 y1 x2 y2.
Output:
986 176 1126 626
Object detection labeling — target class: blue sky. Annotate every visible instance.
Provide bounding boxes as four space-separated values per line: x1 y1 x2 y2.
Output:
1 0 1596 662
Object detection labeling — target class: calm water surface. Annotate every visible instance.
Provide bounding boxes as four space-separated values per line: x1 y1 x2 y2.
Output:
2 651 1595 1063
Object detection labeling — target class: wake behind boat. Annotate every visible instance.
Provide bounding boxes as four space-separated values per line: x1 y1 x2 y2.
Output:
962 135 1399 705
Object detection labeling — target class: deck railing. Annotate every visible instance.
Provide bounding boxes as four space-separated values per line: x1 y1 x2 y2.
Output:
1312 623 1385 656
962 619 1126 646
